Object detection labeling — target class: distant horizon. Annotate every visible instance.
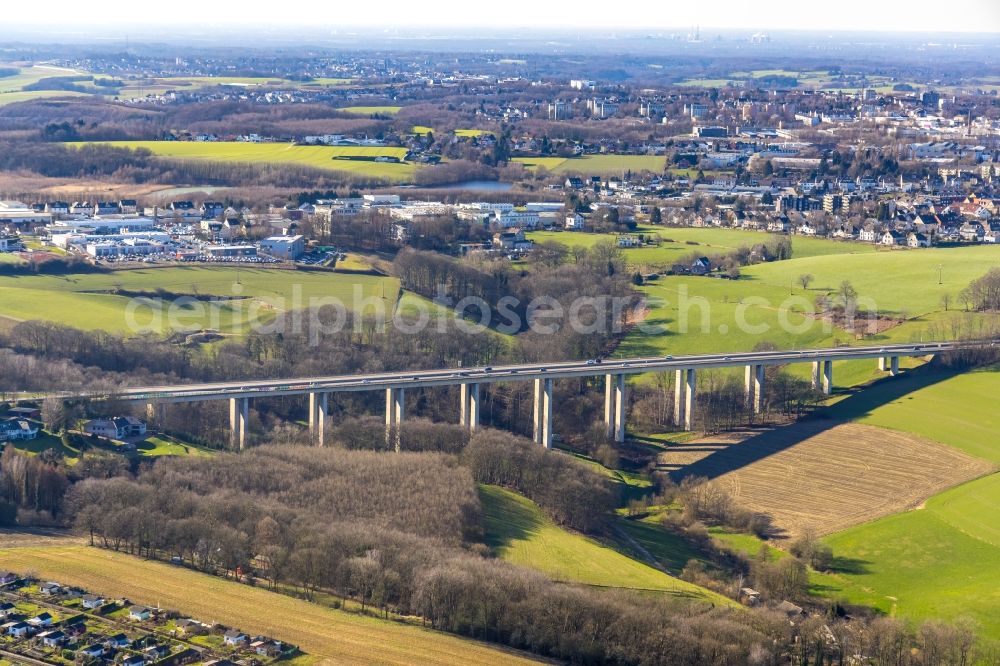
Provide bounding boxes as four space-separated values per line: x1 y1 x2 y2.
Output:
2 0 999 35
3 23 1000 37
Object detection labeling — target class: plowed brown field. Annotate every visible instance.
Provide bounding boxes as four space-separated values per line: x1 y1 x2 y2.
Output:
660 420 994 539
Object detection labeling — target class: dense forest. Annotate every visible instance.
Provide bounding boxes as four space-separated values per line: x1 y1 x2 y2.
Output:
58 428 1000 666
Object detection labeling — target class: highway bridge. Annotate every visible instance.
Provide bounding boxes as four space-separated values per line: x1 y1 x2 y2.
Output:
34 340 990 449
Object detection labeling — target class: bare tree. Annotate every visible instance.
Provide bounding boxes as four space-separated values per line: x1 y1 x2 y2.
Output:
41 398 74 433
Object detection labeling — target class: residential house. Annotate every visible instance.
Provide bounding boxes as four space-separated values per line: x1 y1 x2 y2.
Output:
251 640 283 657
767 218 791 233
6 407 39 420
959 222 986 242
94 202 120 216
858 223 880 243
174 619 207 636
83 418 121 439
84 417 145 439
564 213 586 230
0 418 38 441
28 612 53 627
0 602 15 618
564 177 584 189
616 234 642 248
880 230 905 246
5 621 30 637
82 594 105 609
80 644 105 658
123 654 146 666
38 629 67 647
492 229 533 252
129 605 152 621
63 616 86 636
115 416 146 437
907 232 932 248
106 633 130 648
690 257 712 276
144 644 171 660
200 201 226 219
0 572 19 585
119 200 138 214
39 582 61 595
223 630 249 646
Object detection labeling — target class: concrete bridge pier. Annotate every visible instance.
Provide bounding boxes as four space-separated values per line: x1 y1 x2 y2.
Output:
822 360 833 395
744 365 753 407
460 383 480 432
673 368 685 427
229 397 249 451
604 374 615 439
744 364 766 414
878 356 901 376
684 368 697 431
385 387 405 451
308 392 329 447
145 402 165 427
533 377 553 448
753 365 766 414
604 374 626 442
614 374 625 443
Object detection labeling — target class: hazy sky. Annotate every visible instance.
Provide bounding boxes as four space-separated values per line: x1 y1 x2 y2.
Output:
4 0 1000 33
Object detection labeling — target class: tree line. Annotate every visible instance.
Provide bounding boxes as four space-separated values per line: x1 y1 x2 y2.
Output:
62 429 1000 666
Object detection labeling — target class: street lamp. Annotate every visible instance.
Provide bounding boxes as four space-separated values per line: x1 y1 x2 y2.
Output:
938 264 943 285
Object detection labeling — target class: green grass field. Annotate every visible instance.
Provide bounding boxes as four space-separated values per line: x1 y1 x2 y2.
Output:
514 155 666 175
73 141 418 182
822 476 1000 638
0 266 401 333
11 429 213 463
741 244 1000 318
479 485 732 605
104 75 352 97
676 69 897 92
0 64 93 105
529 226 873 267
337 105 402 115
614 514 706 572
0 545 542 666
529 228 1000 388
811 365 1000 637
614 238 996 384
133 434 213 458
